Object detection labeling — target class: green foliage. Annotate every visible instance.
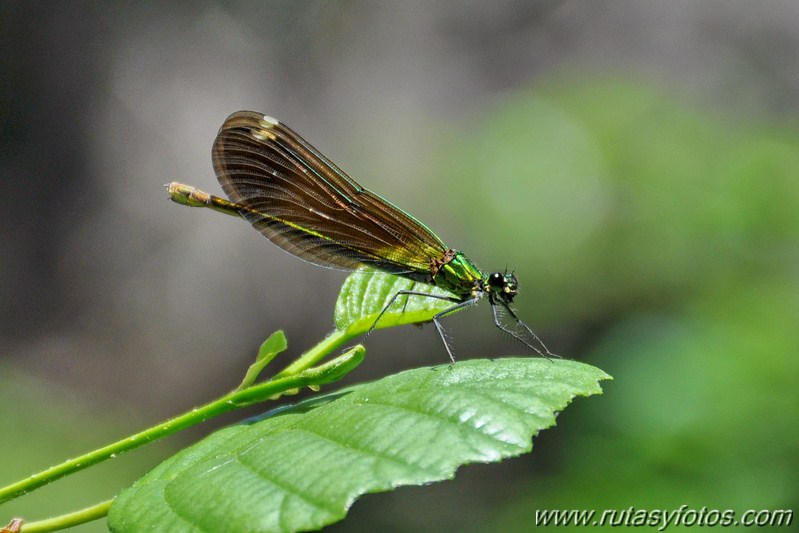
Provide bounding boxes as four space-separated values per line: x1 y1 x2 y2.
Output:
428 78 799 530
103 270 610 532
108 358 609 533
334 270 455 332
237 330 289 390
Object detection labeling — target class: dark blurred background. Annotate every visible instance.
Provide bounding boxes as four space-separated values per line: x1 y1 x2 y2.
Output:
2 1 797 531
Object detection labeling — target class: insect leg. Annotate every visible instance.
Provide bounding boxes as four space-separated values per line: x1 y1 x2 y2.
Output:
362 290 462 359
431 297 482 362
491 300 559 359
367 290 461 337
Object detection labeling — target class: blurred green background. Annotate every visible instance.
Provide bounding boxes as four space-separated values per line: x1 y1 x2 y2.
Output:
2 2 797 531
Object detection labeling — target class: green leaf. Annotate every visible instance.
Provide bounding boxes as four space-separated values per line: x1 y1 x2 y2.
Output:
237 331 289 390
256 331 288 362
334 271 456 333
295 344 366 386
108 358 610 533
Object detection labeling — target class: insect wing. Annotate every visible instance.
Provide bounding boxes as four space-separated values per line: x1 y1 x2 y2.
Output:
212 111 447 278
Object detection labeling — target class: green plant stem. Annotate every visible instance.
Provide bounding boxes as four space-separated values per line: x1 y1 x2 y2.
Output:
18 499 112 533
0 375 296 503
0 338 362 505
273 328 351 378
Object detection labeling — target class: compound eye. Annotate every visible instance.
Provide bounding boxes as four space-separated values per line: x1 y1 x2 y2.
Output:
488 272 505 289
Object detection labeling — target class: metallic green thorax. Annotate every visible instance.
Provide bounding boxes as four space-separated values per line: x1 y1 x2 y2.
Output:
434 250 484 298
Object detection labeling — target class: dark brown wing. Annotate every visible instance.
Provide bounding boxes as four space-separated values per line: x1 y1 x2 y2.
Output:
212 111 448 279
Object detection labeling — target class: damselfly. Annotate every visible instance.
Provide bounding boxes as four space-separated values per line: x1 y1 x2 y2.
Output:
168 111 554 361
